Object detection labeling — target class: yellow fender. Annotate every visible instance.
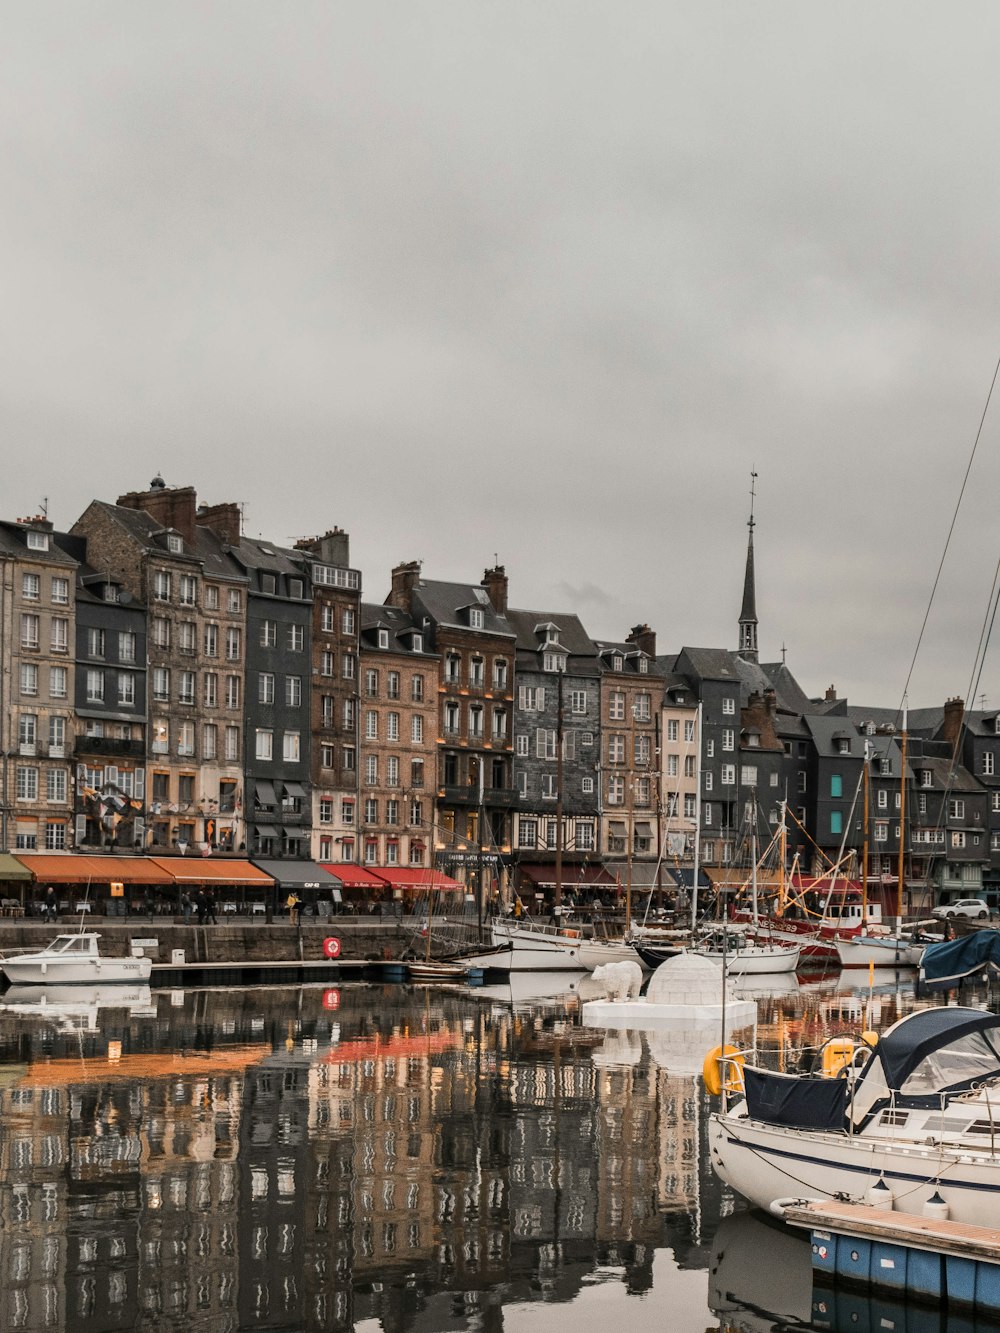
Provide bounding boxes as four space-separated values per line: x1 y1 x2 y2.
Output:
821 1037 857 1078
703 1044 744 1096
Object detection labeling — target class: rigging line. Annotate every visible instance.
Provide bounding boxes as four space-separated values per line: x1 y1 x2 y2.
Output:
898 349 1000 722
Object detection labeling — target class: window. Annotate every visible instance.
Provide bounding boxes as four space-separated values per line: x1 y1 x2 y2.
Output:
635 776 650 805
471 657 485 686
492 708 507 740
225 676 240 709
256 730 273 760
634 693 651 722
469 706 484 739
385 671 400 700
542 774 558 799
204 672 218 707
952 831 967 849
830 811 843 835
44 821 65 850
261 619 277 648
684 755 696 777
227 589 241 613
22 573 39 601
445 702 460 735
154 571 171 601
949 799 966 820
118 631 137 663
667 719 679 742
286 676 302 707
469 607 484 630
830 774 843 799
376 628 389 650
321 696 335 728
704 772 714 791
152 617 170 650
86 669 105 703
721 764 735 785
722 729 735 751
179 671 195 704
386 711 399 741
320 649 334 676
18 715 36 752
608 776 624 805
722 697 735 715
387 755 400 787
203 724 218 760
204 584 219 610
282 731 300 762
118 673 136 706
411 674 425 703
203 623 218 657
875 820 888 842
612 655 624 671
518 686 546 711
706 740 715 757
445 655 461 685
635 735 651 765
837 737 851 755
365 710 378 740
319 605 335 634
519 819 538 849
684 794 696 819
48 716 65 754
21 613 39 649
386 798 399 826
179 575 197 605
16 766 38 800
226 627 242 661
152 720 169 754
411 715 424 744
703 803 713 826
365 668 379 697
740 765 757 786
609 690 625 721
608 734 625 764
684 720 695 742
341 798 355 824
920 769 933 788
151 667 169 703
411 758 424 787
877 789 888 809
288 577 304 599
177 723 195 756
50 618 68 653
166 533 183 553
225 726 240 761
320 743 334 768
493 659 509 690
537 728 558 760
49 665 66 698
341 608 355 635
365 755 378 785
984 752 996 777
667 754 678 777
287 624 304 652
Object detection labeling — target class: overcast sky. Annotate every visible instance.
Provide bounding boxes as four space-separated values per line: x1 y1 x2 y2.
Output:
5 4 1000 709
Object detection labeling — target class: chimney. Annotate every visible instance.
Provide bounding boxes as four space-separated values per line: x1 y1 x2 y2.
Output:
294 527 351 567
197 502 242 545
482 565 508 615
942 695 965 746
764 686 777 716
118 481 198 545
825 684 838 703
388 560 422 613
626 623 657 658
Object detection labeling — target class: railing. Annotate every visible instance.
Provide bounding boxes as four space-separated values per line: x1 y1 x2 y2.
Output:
74 736 146 757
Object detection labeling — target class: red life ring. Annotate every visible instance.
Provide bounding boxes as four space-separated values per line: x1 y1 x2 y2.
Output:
323 936 341 959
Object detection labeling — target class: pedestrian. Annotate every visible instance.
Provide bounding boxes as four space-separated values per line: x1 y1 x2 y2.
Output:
205 889 218 925
286 891 301 927
181 890 192 925
44 885 57 923
195 889 207 924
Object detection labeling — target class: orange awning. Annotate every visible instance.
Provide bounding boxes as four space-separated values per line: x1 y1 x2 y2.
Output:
319 864 387 888
149 858 274 886
17 1043 272 1089
15 854 173 885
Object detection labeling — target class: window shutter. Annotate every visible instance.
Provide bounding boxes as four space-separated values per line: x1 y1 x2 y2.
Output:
74 814 87 844
536 728 546 758
518 687 526 710
563 730 576 760
537 687 546 710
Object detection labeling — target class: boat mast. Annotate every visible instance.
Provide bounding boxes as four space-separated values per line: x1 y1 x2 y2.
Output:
862 740 870 922
897 701 908 923
555 663 564 914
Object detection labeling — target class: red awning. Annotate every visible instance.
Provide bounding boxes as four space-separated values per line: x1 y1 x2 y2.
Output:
319 864 387 889
371 868 465 892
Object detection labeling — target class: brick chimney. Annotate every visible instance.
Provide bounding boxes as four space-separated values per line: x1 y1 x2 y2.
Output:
825 684 838 703
118 480 198 545
626 623 657 658
294 527 351 567
388 560 422 613
197 502 242 545
942 695 965 746
481 565 508 615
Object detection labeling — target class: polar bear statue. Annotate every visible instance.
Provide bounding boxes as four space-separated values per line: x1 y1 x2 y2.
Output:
591 959 643 1002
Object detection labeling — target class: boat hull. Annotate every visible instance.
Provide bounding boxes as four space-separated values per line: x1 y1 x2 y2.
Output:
834 934 922 968
709 1109 1000 1228
489 922 587 971
2 956 152 985
577 939 643 970
694 944 801 975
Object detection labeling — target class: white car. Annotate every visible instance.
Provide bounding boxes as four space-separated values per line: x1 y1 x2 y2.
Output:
931 898 991 920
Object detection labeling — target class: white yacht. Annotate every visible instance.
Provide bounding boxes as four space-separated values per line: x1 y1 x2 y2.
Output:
1 934 153 985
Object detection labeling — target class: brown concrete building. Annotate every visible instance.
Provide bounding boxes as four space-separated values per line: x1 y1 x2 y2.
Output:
290 529 362 863
386 563 516 888
356 602 440 871
595 626 665 867
71 480 248 853
0 517 78 853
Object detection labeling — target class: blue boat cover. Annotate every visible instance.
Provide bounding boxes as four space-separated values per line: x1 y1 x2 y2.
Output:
872 1004 1000 1094
743 1066 848 1130
920 930 1000 987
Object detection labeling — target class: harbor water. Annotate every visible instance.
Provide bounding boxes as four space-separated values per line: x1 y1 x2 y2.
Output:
0 967 997 1332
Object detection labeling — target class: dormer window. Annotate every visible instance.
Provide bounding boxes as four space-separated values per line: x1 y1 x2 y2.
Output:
879 757 892 776
412 633 423 653
469 607 484 630
543 652 564 673
378 629 389 650
288 578 303 599
838 738 851 755
261 573 276 594
166 533 183 554
920 769 932 787
638 657 648 674
26 530 48 551
747 733 760 748
103 584 120 603
612 655 624 672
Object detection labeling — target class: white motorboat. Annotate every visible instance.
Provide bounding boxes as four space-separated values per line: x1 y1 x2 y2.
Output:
0 983 154 1029
577 937 645 970
709 1005 1000 1227
833 931 922 969
488 920 587 971
0 934 152 985
692 927 801 975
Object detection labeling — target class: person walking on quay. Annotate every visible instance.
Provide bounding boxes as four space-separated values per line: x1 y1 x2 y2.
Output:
195 889 207 924
44 885 57 923
181 890 192 925
205 889 218 925
286 890 301 927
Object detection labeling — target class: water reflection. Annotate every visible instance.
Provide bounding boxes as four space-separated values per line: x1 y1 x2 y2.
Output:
0 969 988 1331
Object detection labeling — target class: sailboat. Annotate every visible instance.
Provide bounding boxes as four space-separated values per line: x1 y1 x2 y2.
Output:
693 813 801 975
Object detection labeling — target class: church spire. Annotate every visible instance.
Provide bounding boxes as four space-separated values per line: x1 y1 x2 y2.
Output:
739 469 759 662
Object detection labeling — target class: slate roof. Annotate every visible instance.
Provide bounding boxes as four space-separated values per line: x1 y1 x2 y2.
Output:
593 640 665 676
913 755 983 794
407 579 515 639
84 500 246 582
760 661 814 714
228 535 302 576
506 608 600 675
951 710 1000 739
0 521 77 569
360 602 437 655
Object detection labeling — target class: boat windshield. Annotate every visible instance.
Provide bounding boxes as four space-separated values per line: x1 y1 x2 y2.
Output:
49 936 95 955
896 1032 1000 1099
